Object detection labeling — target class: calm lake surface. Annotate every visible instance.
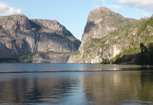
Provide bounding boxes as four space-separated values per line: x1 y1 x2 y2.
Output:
0 63 153 105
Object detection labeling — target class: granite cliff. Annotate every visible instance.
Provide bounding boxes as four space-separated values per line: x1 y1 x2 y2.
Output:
68 7 153 64
0 15 80 63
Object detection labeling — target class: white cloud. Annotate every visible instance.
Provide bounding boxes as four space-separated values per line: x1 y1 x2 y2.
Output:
0 2 22 16
103 3 121 9
92 4 100 9
114 0 153 12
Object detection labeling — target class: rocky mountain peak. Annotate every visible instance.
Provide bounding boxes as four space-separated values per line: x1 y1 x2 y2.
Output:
31 19 62 30
8 14 28 19
0 15 81 60
80 6 136 50
31 19 74 37
0 14 27 19
87 6 123 22
68 6 138 63
0 14 31 32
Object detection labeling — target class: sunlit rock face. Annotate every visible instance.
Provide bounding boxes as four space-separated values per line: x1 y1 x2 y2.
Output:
68 6 137 63
0 15 81 62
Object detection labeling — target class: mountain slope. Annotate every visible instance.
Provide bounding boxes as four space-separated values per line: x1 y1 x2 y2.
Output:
0 15 81 63
68 7 153 64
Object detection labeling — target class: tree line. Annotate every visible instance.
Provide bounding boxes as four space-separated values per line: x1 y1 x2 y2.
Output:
136 43 153 65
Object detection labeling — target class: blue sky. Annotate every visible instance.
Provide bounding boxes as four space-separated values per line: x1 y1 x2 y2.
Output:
0 0 153 40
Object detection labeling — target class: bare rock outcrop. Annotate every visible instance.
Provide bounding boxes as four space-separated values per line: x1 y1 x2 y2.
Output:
0 15 81 63
79 7 135 52
68 7 138 63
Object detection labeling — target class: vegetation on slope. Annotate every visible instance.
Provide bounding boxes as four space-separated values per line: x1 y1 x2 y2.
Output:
109 16 153 64
0 51 71 63
20 51 71 61
80 16 153 65
71 51 80 56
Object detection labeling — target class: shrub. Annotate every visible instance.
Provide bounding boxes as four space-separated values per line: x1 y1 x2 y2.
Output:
71 51 80 55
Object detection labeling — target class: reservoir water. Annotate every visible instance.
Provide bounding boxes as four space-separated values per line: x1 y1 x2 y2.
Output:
0 63 153 105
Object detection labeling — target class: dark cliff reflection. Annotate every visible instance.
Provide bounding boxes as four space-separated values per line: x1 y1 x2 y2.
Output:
139 71 153 102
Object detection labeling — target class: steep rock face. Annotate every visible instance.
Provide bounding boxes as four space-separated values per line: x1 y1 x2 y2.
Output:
32 19 72 37
30 19 80 53
68 7 138 63
68 54 82 63
0 15 81 62
79 7 135 52
0 15 31 32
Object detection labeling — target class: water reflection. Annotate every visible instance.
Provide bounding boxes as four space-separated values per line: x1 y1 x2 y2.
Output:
81 71 153 104
0 71 153 104
0 63 144 72
0 73 83 104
